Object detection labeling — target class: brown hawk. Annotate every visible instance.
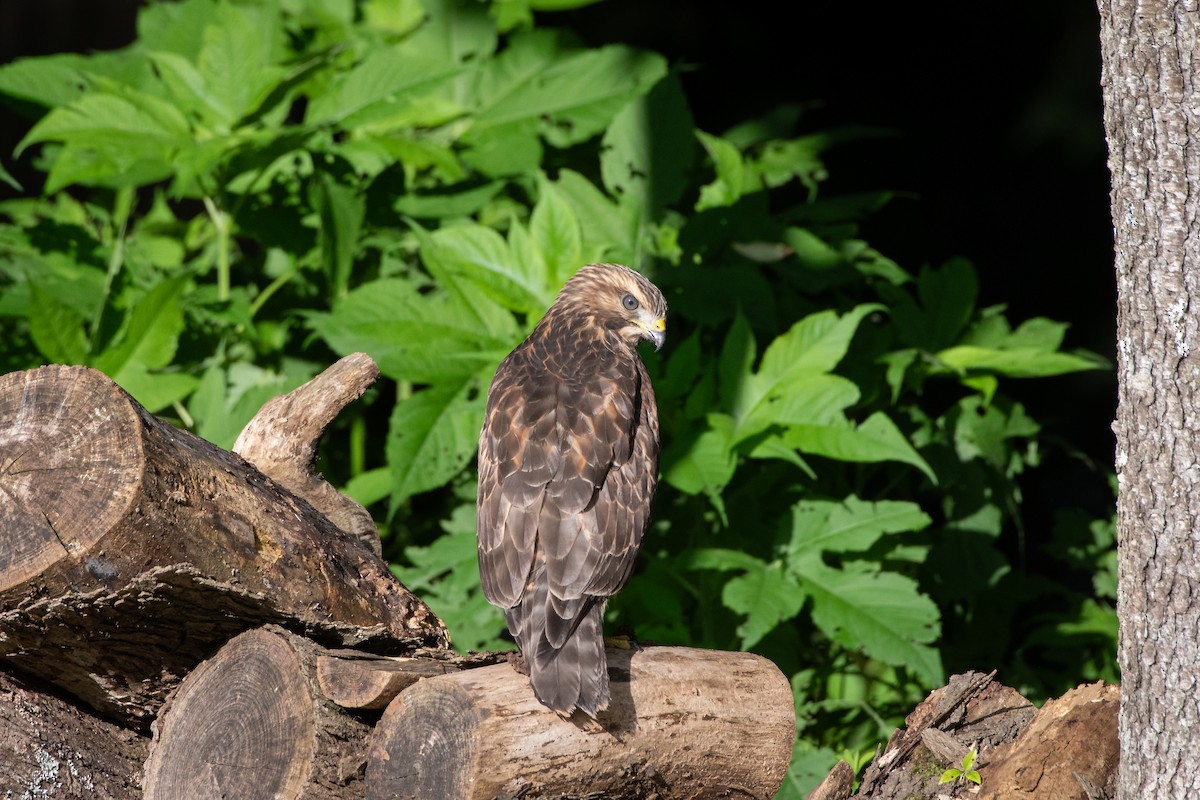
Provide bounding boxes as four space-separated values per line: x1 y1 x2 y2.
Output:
477 263 666 717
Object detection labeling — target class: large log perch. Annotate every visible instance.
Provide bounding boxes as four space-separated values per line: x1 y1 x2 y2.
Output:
366 646 796 799
0 363 448 727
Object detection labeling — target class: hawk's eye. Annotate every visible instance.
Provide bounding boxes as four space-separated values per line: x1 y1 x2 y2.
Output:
622 293 639 311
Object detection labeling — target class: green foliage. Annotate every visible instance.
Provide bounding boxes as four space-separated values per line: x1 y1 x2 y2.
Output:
0 1 1116 794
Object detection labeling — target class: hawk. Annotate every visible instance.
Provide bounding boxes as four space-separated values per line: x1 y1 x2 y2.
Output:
477 263 666 717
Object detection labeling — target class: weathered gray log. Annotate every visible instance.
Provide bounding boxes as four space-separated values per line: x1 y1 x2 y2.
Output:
0 668 147 798
365 646 796 799
144 626 370 800
0 364 448 727
317 652 462 711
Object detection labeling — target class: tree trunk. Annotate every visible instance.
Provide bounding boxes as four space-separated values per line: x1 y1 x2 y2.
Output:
0 363 448 727
144 626 370 800
365 646 796 800
1098 1 1200 796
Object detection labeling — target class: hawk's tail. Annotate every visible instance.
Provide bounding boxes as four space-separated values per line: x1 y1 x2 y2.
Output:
506 586 610 717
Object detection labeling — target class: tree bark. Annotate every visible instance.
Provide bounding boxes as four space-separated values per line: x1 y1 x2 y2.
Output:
144 626 371 800
365 646 796 800
0 364 448 727
1098 1 1200 796
0 669 147 799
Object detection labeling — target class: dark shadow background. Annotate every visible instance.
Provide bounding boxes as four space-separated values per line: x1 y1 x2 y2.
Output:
0 1 1116 512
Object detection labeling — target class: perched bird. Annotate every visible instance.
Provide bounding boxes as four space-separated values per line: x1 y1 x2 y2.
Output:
477 263 666 717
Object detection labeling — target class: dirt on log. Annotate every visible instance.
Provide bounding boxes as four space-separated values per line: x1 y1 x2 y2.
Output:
0 361 447 728
366 645 796 800
807 672 1118 800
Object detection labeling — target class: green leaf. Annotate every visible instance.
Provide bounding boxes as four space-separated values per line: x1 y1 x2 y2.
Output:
783 411 937 483
419 223 547 315
0 159 21 192
92 276 189 378
309 277 514 382
934 345 1108 378
662 413 738 497
789 497 931 557
792 557 943 685
722 560 807 649
315 171 365 299
695 130 759 211
27 283 88 363
675 547 767 573
387 379 486 506
553 168 639 265
530 177 583 288
600 73 694 217
467 31 667 149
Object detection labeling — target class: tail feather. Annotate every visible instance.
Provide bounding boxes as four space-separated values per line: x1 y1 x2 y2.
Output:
506 568 609 716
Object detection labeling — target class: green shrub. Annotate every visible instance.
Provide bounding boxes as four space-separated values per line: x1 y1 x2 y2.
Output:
0 0 1115 793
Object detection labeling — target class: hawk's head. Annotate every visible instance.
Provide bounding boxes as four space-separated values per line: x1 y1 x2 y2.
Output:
553 263 668 351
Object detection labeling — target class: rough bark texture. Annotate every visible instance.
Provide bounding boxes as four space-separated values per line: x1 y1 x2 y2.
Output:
856 671 1036 800
316 652 463 711
234 352 383 556
811 673 1118 800
1098 1 1200 797
0 669 147 798
0 364 448 727
366 646 796 800
144 626 371 800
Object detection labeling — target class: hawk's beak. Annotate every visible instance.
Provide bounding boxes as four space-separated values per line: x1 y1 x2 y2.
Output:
642 317 666 351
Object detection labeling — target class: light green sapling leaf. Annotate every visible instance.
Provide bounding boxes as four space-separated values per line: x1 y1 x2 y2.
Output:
387 378 486 506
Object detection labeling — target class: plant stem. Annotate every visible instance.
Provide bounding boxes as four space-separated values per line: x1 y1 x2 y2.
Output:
203 195 231 302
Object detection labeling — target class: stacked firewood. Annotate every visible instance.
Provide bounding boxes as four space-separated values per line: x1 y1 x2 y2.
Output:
0 357 796 799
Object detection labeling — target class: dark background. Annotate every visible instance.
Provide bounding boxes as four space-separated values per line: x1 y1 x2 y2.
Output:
0 1 1116 509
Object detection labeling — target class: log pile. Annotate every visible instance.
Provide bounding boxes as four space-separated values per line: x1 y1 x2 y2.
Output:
805 671 1119 800
0 358 797 799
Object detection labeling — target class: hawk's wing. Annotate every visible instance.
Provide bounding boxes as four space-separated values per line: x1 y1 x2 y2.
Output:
477 347 658 636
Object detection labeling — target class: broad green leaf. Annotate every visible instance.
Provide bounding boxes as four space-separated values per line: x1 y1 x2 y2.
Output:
27 284 88 363
315 171 365 299
530 178 583 288
307 47 467 127
662 413 738 502
343 467 392 508
92 276 189 377
0 53 92 110
722 560 807 649
793 556 943 685
387 379 486 506
467 31 667 149
309 277 513 382
194 2 288 124
934 345 1108 378
783 411 937 483
553 168 638 265
737 374 860 445
731 305 879 438
601 73 694 218
418 224 546 314
789 496 931 557
718 310 755 412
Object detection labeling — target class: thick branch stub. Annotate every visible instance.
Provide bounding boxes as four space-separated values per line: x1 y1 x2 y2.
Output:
234 352 383 555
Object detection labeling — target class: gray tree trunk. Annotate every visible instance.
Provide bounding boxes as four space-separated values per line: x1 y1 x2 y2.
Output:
1098 1 1200 797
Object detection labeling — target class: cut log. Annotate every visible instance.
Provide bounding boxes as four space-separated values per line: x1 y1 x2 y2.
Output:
317 652 462 711
977 682 1118 800
144 626 370 800
0 668 147 799
0 364 448 726
365 646 795 800
234 352 383 556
